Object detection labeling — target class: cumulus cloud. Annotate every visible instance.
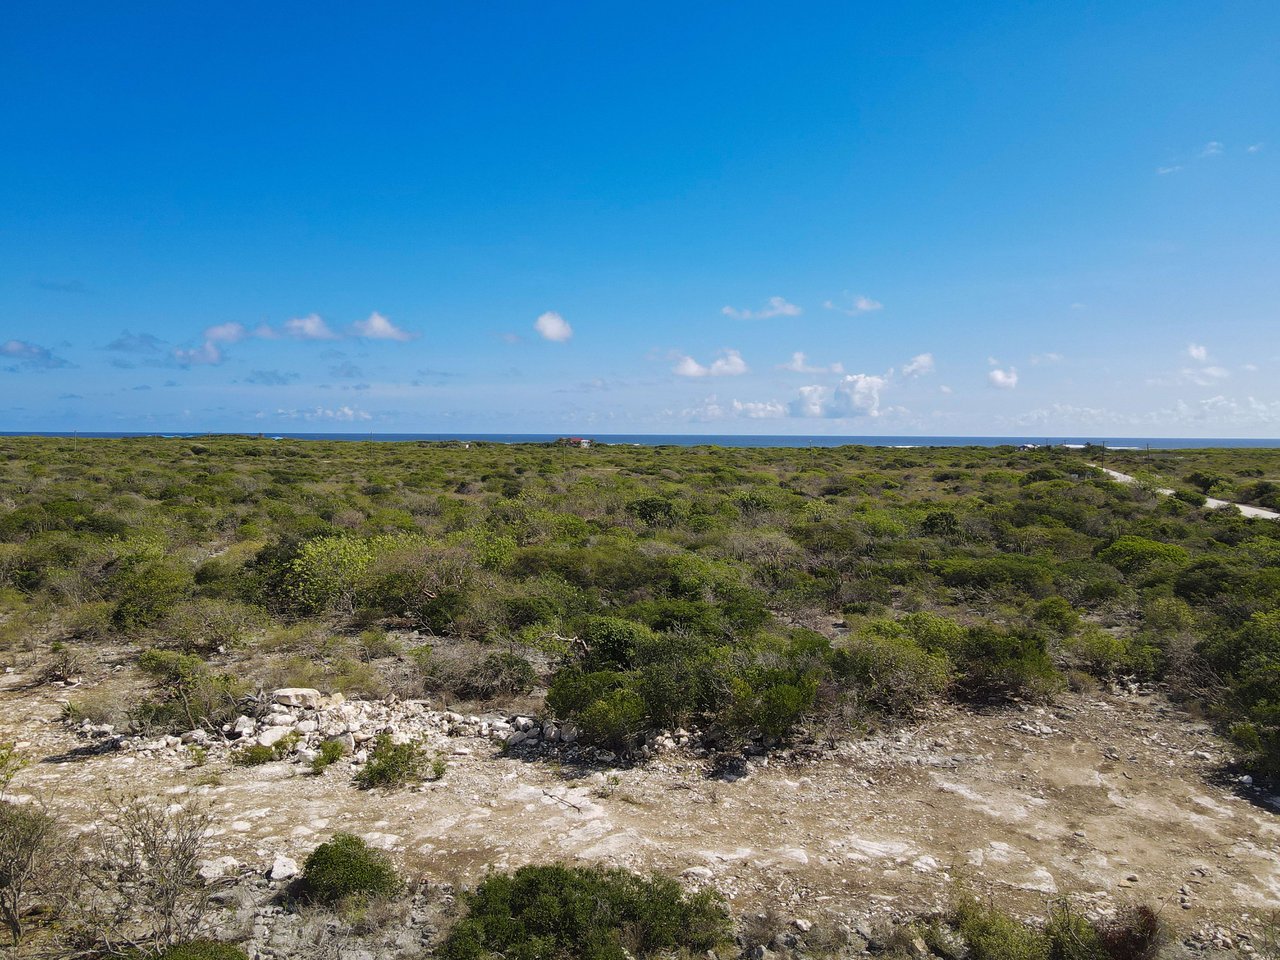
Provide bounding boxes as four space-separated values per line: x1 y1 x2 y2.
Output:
822 293 883 316
2 339 71 371
1187 343 1208 362
105 330 166 353
1156 165 1183 175
722 296 802 320
172 341 224 367
534 311 573 342
1201 141 1224 157
679 395 786 421
988 367 1018 389
284 313 338 340
352 311 415 341
902 353 935 377
276 405 372 422
733 399 786 418
789 373 888 418
673 348 749 377
778 351 844 374
1248 143 1263 154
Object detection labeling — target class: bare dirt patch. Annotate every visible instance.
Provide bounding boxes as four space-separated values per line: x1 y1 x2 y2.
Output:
3 670 1277 943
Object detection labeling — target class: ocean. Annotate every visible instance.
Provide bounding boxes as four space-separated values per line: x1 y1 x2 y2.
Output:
2 432 1278 449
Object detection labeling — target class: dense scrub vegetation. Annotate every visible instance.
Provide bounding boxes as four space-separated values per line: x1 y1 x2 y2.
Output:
442 863 731 960
1 437 1278 778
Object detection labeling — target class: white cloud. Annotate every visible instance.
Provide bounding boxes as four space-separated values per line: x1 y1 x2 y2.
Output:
534 311 573 342
789 373 888 418
673 348 748 377
902 352 935 377
285 313 338 340
1201 141 1224 157
1181 365 1230 386
733 399 786 418
1187 343 1208 362
939 384 953 394
778 351 844 374
722 296 802 321
172 341 224 366
205 322 248 344
988 367 1018 389
353 311 415 341
1247 143 1263 154
277 405 373 422
822 293 883 316
1030 352 1063 366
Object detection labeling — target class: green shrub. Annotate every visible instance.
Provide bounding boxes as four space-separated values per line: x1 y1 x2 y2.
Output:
311 739 345 773
157 941 250 960
231 744 276 766
1045 905 1108 960
354 734 439 789
441 864 731 960
728 676 817 738
1064 627 1129 677
300 832 399 904
955 627 1060 702
952 895 1049 960
1098 536 1189 575
832 624 953 716
576 688 647 752
132 650 246 735
579 617 655 671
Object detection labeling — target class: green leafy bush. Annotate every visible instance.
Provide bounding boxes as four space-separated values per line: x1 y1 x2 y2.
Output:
1098 536 1190 575
354 734 440 789
310 739 345 773
231 744 276 766
441 864 730 960
831 624 953 716
955 628 1060 702
300 832 400 904
157 941 250 960
952 895 1049 960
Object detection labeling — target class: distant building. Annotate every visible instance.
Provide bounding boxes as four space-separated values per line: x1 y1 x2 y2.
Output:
557 437 591 448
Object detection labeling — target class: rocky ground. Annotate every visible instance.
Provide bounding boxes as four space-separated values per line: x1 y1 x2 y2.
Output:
2 667 1279 957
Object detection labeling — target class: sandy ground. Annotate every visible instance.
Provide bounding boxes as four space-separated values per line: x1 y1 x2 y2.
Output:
3 670 1278 942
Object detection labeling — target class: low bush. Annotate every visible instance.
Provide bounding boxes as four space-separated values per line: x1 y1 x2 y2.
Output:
441 864 731 960
952 895 1050 960
310 739 345 774
354 734 440 789
131 650 246 735
231 744 276 766
157 941 251 960
955 627 1060 702
832 624 953 716
300 832 400 904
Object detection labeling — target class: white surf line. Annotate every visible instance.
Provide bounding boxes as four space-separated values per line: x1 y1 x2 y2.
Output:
1092 465 1280 520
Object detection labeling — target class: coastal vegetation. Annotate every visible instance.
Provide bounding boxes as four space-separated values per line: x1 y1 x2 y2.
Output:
0 435 1277 781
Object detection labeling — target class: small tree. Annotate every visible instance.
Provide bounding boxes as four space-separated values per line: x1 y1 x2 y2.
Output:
0 800 71 948
79 794 213 952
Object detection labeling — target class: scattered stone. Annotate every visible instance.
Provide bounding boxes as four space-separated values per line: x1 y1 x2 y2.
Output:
272 688 322 709
268 854 298 881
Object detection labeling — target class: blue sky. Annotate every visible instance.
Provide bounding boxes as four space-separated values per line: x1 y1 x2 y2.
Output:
2 2 1278 436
